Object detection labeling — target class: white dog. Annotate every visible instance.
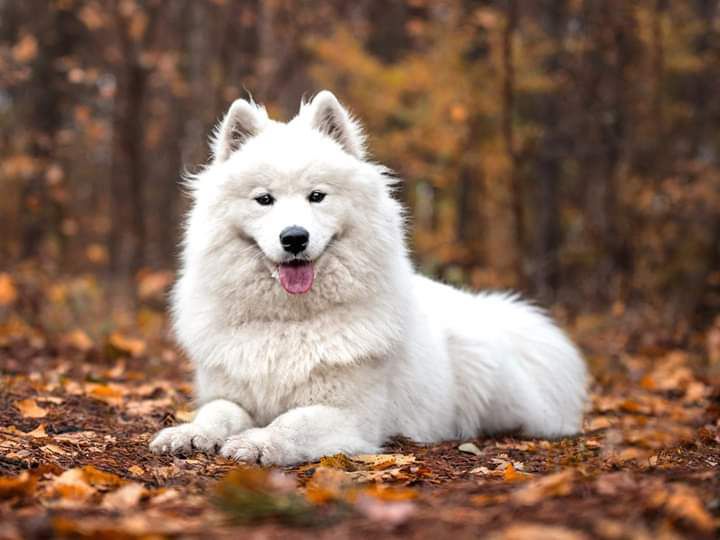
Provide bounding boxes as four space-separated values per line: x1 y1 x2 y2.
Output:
150 91 587 465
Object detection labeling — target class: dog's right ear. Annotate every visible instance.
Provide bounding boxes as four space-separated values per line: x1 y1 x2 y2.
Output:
211 99 267 163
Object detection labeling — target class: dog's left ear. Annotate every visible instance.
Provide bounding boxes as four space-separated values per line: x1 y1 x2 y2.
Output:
307 91 366 159
212 99 267 163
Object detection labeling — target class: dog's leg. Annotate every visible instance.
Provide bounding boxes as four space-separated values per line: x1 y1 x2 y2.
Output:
220 405 380 466
150 399 254 455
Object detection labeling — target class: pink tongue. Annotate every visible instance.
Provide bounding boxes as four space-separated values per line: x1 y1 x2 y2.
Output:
278 262 315 294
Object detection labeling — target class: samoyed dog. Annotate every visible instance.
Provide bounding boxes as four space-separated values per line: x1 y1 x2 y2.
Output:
150 91 587 465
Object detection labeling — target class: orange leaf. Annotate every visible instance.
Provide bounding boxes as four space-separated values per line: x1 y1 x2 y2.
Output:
107 332 146 358
15 398 48 418
11 34 37 63
512 470 575 505
26 424 47 438
86 383 125 406
62 329 94 352
360 484 418 501
503 463 531 483
101 482 146 510
0 472 37 500
0 273 18 306
664 485 715 532
304 467 349 504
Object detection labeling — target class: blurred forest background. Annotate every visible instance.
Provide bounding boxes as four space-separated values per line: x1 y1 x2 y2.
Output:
1 0 720 346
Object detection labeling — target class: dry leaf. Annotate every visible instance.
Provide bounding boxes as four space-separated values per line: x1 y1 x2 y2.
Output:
359 483 417 501
62 329 94 351
664 485 715 532
503 463 532 483
319 453 358 471
352 454 416 468
80 465 125 488
586 416 612 431
0 273 18 306
0 472 36 500
512 470 575 505
137 270 173 300
304 467 350 504
25 424 47 438
86 383 125 406
128 465 145 476
50 469 97 504
15 398 48 418
175 409 195 422
354 495 416 528
11 35 37 63
101 482 146 510
41 444 71 456
107 332 146 358
489 523 589 540
458 442 483 456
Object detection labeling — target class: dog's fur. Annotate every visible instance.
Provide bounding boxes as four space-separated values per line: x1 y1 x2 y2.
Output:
150 91 588 465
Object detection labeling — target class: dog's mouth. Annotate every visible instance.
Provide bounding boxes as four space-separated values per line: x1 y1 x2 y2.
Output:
278 259 315 295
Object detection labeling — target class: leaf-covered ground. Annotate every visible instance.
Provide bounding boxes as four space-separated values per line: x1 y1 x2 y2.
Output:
1 278 719 538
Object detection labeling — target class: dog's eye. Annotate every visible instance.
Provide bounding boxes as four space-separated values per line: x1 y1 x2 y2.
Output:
308 191 326 203
254 194 274 206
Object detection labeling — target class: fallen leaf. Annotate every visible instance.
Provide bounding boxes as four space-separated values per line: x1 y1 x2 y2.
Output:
53 430 96 443
101 482 146 510
0 273 18 306
458 442 482 456
512 470 575 505
25 424 47 438
128 465 145 476
15 398 48 418
41 444 71 456
80 465 125 488
86 383 125 406
664 484 715 532
319 453 358 471
503 463 532 483
594 472 636 496
304 467 350 504
50 469 97 504
354 495 416 528
352 454 416 468
107 332 146 358
62 329 94 352
360 483 417 501
137 270 173 300
11 34 38 62
489 523 589 540
215 467 315 526
586 416 612 431
175 409 195 422
151 487 180 504
0 472 36 500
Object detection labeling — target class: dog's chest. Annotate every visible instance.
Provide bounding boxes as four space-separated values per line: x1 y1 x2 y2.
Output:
197 361 343 427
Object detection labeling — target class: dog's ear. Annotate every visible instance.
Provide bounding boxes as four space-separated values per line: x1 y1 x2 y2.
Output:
212 99 267 162
307 91 365 159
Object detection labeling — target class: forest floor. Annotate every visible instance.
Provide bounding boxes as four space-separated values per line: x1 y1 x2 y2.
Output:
0 275 719 539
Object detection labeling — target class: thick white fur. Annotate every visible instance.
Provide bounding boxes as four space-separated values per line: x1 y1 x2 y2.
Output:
150 91 588 465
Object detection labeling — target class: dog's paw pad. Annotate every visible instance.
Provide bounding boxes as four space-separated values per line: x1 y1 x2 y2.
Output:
220 428 292 465
149 424 224 456
220 437 262 463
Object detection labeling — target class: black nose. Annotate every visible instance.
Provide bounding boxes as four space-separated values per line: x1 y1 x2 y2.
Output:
279 226 309 255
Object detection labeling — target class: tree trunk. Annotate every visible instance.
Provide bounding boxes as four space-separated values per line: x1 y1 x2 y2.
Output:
502 0 524 288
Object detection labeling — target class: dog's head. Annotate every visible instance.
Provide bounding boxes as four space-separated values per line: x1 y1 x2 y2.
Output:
181 91 405 319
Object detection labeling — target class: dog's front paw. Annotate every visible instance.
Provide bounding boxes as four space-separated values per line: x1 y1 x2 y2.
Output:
220 428 296 466
149 423 226 455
